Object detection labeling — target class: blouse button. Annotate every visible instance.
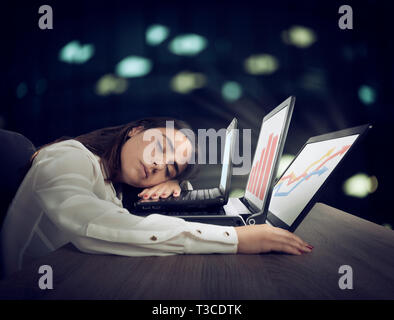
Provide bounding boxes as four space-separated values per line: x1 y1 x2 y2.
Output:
224 231 230 237
196 230 202 234
150 236 157 241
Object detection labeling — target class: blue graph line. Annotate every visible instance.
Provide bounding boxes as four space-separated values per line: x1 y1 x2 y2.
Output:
273 166 329 197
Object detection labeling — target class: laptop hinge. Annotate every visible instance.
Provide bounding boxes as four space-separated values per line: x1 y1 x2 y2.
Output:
240 197 268 225
245 210 268 225
240 197 258 213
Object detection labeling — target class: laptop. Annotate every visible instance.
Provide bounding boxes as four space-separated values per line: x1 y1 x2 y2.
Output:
227 123 372 230
133 118 238 214
265 123 372 232
158 95 297 227
132 96 295 226
223 96 296 225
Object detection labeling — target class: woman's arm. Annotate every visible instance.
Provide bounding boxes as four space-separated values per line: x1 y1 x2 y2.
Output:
235 225 312 255
32 144 238 256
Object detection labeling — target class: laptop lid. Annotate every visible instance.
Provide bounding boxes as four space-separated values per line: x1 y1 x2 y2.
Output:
219 118 238 202
244 96 295 224
267 124 372 232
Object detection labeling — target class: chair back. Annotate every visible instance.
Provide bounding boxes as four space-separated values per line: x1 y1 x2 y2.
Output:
0 129 36 228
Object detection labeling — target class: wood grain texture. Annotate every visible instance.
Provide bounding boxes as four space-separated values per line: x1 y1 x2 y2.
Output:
0 202 393 299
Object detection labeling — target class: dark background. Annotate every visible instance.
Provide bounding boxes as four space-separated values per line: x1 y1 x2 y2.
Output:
0 0 392 227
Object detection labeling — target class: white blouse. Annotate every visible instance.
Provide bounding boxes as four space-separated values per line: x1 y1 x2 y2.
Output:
0 140 238 277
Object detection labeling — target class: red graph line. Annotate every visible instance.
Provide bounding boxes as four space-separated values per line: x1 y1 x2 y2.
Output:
314 145 350 171
279 144 351 186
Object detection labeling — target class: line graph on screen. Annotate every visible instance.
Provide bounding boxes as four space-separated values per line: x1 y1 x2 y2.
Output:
273 144 351 197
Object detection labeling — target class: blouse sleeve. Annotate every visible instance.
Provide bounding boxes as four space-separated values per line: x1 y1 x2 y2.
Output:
32 144 238 256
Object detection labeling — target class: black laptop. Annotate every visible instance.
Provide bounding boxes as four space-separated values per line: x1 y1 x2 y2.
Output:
133 118 238 214
223 96 295 225
264 124 372 231
227 123 372 231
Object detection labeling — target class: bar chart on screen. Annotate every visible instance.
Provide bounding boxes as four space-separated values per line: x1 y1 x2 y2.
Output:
244 104 288 208
246 132 279 201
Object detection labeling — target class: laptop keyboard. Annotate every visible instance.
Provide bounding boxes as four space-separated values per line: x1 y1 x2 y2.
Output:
166 208 226 216
164 188 222 202
135 188 225 216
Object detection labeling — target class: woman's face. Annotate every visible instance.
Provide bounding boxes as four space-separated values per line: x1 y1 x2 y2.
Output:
119 126 193 188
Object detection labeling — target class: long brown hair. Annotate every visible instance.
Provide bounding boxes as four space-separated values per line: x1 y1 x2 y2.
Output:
30 117 200 184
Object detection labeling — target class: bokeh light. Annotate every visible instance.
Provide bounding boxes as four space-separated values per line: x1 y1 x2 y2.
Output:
115 56 153 78
146 24 170 46
244 54 279 75
282 25 317 48
16 82 28 99
95 74 128 96
222 81 242 101
229 188 245 198
358 85 376 105
168 34 208 56
276 154 295 178
343 173 378 198
170 71 206 94
59 40 95 64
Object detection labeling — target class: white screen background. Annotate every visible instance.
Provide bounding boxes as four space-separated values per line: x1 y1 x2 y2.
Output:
269 134 359 226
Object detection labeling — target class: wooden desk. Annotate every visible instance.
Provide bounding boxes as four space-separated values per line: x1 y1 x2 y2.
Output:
0 203 393 300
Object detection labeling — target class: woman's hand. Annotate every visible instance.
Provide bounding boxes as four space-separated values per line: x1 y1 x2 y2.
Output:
235 224 313 255
138 180 181 200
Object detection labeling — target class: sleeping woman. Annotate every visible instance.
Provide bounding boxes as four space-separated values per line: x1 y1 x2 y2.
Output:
0 117 312 277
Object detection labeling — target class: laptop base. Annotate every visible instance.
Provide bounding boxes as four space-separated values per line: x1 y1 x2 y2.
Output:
182 215 245 227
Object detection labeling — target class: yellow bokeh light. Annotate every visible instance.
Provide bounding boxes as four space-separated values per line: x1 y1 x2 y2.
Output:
170 71 207 94
343 173 378 198
282 25 317 48
95 74 128 96
244 54 279 75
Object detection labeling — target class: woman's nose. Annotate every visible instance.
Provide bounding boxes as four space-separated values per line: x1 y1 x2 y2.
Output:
153 161 166 171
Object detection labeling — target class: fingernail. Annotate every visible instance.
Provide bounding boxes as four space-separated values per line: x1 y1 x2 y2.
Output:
306 245 314 249
298 250 303 255
144 195 148 198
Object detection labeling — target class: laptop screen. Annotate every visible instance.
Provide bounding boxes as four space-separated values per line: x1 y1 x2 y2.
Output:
244 103 290 211
268 133 359 227
219 123 235 193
